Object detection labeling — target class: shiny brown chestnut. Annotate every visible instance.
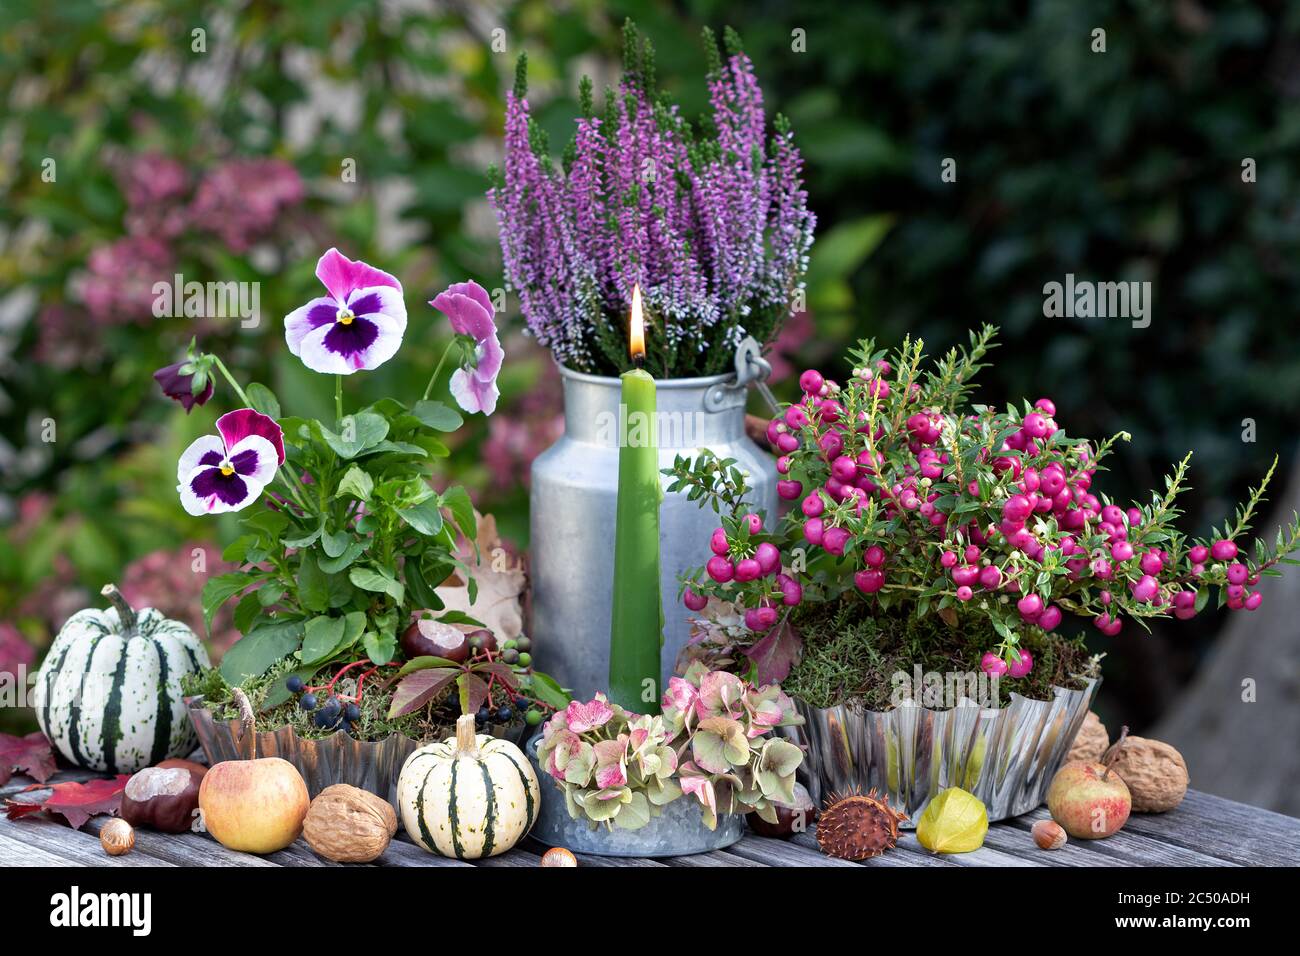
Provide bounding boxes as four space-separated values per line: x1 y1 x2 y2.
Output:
401 616 470 663
120 765 203 833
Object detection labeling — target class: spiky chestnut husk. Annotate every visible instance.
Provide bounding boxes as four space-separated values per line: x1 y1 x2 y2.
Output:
816 788 908 861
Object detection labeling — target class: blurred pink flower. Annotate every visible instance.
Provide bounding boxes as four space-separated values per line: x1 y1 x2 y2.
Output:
119 542 240 658
118 152 190 238
80 236 174 324
480 358 563 493
190 158 304 252
0 623 35 677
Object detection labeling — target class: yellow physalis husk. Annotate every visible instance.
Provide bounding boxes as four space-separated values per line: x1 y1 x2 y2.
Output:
916 787 988 853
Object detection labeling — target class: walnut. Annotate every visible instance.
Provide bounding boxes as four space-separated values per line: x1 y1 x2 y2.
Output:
302 785 398 862
1106 736 1189 813
1067 711 1109 764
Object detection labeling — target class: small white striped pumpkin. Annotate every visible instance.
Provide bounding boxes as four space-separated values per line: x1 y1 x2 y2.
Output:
397 713 540 859
33 584 210 774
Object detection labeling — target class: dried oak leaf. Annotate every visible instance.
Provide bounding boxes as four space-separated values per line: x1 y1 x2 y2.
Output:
0 732 57 787
435 512 525 641
5 775 130 829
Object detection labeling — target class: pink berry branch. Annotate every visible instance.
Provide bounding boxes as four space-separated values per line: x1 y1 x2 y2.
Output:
669 325 1300 679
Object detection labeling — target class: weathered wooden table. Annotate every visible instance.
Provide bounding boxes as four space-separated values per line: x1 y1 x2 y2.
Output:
4 768 1298 867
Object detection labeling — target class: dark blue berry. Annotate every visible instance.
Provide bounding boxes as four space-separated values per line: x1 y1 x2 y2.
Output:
497 706 513 723
286 675 304 693
476 706 491 725
344 703 361 722
300 693 318 711
514 696 528 709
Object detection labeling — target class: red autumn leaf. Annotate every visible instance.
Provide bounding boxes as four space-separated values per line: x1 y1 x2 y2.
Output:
388 667 459 719
0 732 57 787
743 616 803 686
4 775 130 830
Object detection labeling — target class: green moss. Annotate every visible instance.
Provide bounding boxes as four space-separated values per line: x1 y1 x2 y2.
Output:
181 658 457 744
782 596 1095 711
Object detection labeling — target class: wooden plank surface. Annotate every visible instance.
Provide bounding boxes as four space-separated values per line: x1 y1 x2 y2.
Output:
3 768 1297 867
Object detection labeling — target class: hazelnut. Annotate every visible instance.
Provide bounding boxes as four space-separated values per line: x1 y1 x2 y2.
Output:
101 818 135 856
302 784 397 863
1032 819 1067 850
540 847 578 867
1067 711 1109 764
1106 736 1189 812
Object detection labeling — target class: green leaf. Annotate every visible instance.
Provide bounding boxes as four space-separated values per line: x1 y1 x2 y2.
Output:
361 441 428 458
527 670 571 710
218 619 306 684
441 485 477 544
257 585 286 607
202 573 255 632
243 510 290 540
405 559 441 611
245 382 282 420
297 552 331 612
233 591 262 633
319 412 389 459
398 500 444 537
318 540 366 574
222 535 255 564
301 615 346 665
412 399 463 432
282 522 324 549
364 630 397 665
321 529 351 558
337 466 374 502
349 565 404 603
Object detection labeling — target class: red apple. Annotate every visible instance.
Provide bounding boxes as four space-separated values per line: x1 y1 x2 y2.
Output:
198 757 309 854
401 616 469 663
1046 760 1131 839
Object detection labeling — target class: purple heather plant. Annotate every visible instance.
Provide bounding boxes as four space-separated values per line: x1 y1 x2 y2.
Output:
490 21 815 378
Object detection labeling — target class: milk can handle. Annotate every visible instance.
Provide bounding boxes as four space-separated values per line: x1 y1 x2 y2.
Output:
703 335 780 415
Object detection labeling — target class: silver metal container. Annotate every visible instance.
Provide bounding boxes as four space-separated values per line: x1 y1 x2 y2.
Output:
530 362 776 702
185 696 526 806
525 736 745 857
781 679 1098 825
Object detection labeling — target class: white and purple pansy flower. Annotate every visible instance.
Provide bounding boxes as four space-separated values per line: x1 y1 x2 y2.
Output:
284 248 407 374
430 280 503 416
177 409 285 516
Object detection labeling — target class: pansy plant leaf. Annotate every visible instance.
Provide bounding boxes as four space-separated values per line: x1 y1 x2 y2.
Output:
411 399 464 432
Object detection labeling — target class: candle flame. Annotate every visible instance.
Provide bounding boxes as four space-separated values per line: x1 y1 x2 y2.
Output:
629 285 645 364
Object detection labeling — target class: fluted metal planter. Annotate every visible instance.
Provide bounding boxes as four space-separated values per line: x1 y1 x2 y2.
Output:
185 697 527 805
530 361 776 702
780 679 1098 825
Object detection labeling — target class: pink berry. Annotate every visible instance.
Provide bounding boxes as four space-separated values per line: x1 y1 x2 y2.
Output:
1037 605 1062 631
776 455 792 475
940 550 958 569
1003 494 1032 524
818 431 843 459
799 369 824 395
776 573 803 606
979 565 1002 590
981 652 1008 677
803 518 825 545
822 526 850 556
784 406 808 429
742 513 763 535
775 432 799 453
1139 551 1163 576
1022 412 1050 439
1017 593 1044 622
1008 649 1034 678
831 455 858 482
801 494 825 518
734 558 762 582
952 565 980 588
706 556 734 583
755 542 781 574
1244 591 1263 611
1188 545 1210 564
1111 541 1134 562
864 545 886 568
1090 557 1113 579
1211 539 1237 562
1034 398 1056 417
1172 590 1197 620
710 527 729 556
956 585 974 602
744 606 777 631
1226 562 1248 585
854 569 885 594
683 589 708 612
1132 575 1159 603
777 479 803 500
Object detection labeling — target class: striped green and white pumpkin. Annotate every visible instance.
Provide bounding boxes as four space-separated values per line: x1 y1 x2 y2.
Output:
34 584 210 774
397 713 540 859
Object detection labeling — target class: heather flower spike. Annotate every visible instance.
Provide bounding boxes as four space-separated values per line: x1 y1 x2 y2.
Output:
430 280 503 416
284 248 407 374
177 409 285 515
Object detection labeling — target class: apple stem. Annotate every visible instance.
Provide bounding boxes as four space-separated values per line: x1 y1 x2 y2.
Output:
1101 725 1129 781
231 687 258 760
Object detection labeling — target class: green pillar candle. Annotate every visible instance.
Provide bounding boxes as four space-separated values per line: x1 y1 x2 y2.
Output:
608 288 663 713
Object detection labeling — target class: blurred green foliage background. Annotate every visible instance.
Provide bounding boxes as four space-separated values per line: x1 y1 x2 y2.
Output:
2 0 1298 733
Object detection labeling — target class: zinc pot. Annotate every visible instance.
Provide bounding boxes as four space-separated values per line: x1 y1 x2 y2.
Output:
185 696 527 806
524 735 745 857
530 364 776 702
780 679 1098 825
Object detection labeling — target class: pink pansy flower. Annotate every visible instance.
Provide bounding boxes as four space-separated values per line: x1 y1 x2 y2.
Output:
662 676 699 711
284 248 407 375
430 280 503 416
564 693 615 734
177 409 284 515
